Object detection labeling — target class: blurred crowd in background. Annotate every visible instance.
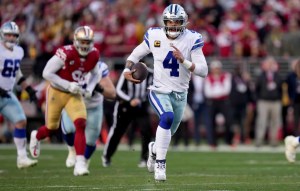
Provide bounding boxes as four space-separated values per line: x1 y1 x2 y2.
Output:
1 0 300 61
1 0 300 148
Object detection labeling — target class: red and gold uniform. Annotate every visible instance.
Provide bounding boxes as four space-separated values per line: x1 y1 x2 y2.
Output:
45 45 99 130
35 44 100 157
30 26 101 176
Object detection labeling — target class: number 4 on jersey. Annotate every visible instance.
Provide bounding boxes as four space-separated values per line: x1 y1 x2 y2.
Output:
163 51 179 77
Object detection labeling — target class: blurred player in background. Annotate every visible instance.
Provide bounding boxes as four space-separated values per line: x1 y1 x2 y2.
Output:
61 60 116 171
0 21 38 169
123 4 208 181
102 67 153 168
29 26 101 176
285 59 300 163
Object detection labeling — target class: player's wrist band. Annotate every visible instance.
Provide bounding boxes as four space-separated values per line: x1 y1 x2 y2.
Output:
123 68 131 73
182 59 193 69
17 77 26 85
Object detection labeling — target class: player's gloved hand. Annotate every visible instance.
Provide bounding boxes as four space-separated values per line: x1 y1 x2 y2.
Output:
25 86 37 102
92 84 104 96
68 82 81 94
0 87 10 98
81 89 93 98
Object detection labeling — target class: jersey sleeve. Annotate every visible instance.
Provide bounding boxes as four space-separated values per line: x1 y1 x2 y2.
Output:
127 29 152 63
99 62 109 78
191 32 204 51
55 46 68 62
42 55 70 90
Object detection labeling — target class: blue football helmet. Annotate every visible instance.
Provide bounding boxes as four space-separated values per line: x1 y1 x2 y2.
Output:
162 4 188 38
0 21 20 49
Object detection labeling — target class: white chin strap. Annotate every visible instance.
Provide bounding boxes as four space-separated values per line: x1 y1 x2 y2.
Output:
5 42 15 49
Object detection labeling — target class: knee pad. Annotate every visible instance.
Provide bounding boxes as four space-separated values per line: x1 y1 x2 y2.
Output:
159 112 174 130
74 118 86 131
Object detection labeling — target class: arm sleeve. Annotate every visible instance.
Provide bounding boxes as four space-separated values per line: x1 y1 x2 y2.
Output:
191 48 208 77
42 55 70 90
127 41 151 63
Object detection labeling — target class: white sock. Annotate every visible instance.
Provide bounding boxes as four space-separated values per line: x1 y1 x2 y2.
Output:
155 126 171 160
14 137 27 158
68 146 75 153
76 155 85 162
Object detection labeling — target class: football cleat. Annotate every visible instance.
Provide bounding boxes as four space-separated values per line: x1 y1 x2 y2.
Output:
147 142 156 173
101 155 111 167
66 149 76 168
29 130 40 158
285 136 299 163
154 160 166 181
17 156 38 169
86 159 91 169
73 159 89 176
137 160 147 168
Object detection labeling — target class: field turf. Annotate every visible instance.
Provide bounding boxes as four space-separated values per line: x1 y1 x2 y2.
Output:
0 144 299 191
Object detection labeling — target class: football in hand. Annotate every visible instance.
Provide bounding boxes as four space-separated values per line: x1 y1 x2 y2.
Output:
131 62 148 81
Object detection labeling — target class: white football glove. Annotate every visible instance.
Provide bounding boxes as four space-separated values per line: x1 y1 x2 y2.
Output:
67 82 81 94
81 89 92 98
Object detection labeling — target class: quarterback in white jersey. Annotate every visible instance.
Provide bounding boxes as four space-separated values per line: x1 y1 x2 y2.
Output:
124 4 208 181
0 21 38 169
61 61 116 170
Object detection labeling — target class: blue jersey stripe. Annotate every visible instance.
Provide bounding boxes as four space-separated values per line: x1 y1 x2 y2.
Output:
102 69 109 77
191 43 204 51
144 31 150 48
194 39 202 44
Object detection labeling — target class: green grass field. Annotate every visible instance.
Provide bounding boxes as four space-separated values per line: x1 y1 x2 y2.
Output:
0 145 300 191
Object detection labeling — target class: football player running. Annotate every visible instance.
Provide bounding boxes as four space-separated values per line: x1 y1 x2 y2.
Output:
29 26 101 176
61 60 116 171
123 4 208 181
0 21 38 169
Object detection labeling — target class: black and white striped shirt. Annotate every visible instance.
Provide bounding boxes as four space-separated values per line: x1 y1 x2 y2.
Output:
116 70 153 102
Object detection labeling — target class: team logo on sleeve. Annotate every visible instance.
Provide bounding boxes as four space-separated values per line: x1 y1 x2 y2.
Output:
56 48 67 61
154 40 161 47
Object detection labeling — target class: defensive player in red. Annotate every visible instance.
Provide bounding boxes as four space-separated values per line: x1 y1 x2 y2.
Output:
29 26 101 176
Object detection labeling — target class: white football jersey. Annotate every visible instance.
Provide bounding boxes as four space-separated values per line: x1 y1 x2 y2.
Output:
128 27 204 93
84 61 109 108
0 43 24 91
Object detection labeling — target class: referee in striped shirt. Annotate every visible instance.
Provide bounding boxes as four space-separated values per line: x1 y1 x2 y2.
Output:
102 67 153 167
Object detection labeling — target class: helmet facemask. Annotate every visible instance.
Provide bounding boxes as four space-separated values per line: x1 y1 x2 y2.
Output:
162 4 188 39
0 22 20 49
73 26 94 56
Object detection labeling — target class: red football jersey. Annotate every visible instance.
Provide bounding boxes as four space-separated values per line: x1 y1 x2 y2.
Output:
55 45 100 83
